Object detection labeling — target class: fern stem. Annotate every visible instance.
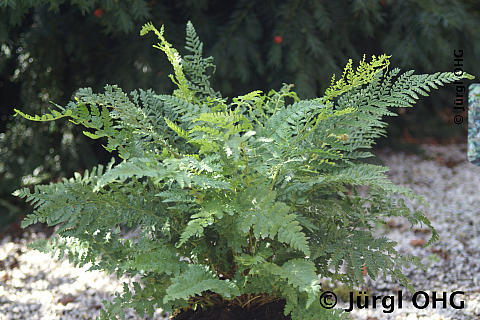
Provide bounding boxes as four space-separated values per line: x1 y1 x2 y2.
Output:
241 294 261 309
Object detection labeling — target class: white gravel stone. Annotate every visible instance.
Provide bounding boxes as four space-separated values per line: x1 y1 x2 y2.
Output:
344 144 480 320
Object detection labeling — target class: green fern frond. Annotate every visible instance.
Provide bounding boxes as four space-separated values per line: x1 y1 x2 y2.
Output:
164 265 240 304
125 245 187 276
141 22 194 102
13 108 72 121
267 259 321 308
183 21 221 99
238 187 310 255
177 201 227 247
165 117 189 139
321 54 391 103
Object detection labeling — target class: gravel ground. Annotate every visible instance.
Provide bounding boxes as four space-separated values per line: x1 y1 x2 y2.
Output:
1 143 479 320
344 143 480 320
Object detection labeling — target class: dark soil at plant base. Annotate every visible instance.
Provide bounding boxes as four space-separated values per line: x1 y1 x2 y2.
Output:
172 299 292 320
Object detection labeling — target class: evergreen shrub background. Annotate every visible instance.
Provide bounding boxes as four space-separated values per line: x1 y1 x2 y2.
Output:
1 0 479 227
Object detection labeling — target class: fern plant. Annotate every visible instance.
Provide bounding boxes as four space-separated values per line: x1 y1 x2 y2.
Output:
13 21 474 320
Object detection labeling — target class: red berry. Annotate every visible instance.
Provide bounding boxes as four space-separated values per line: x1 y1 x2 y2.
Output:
274 35 283 44
94 8 104 18
380 0 387 6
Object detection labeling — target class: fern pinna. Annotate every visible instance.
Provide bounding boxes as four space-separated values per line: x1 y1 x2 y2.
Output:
13 21 473 320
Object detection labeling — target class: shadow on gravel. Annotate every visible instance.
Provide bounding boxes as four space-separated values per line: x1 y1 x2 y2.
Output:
0 298 44 319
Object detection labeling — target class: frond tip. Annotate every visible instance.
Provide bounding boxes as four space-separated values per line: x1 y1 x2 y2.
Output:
14 108 72 122
140 22 164 37
140 22 193 102
321 54 391 103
